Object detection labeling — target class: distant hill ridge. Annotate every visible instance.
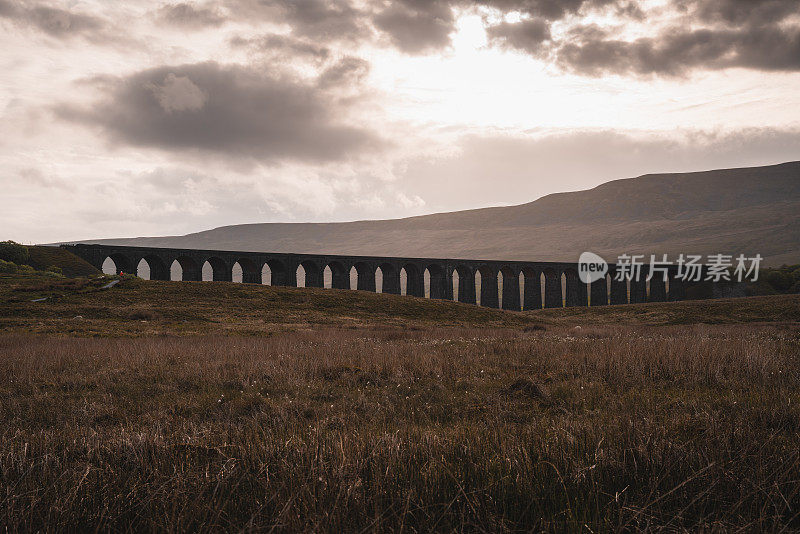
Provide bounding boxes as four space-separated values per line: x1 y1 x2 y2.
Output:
73 161 800 265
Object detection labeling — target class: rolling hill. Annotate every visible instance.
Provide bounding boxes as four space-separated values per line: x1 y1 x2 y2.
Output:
72 161 800 265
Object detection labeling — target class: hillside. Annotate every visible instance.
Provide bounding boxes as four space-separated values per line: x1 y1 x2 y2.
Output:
70 161 800 265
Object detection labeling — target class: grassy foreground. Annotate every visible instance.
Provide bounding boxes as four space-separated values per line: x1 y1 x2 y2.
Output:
1 273 799 531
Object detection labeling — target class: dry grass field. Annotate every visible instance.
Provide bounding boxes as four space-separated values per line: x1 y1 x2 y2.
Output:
1 272 799 531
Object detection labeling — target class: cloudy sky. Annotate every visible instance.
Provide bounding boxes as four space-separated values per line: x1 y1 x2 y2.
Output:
2 0 800 243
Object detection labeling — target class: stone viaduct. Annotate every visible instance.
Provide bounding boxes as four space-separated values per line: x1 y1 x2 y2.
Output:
62 243 686 310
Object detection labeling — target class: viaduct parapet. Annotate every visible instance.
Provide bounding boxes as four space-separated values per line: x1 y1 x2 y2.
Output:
62 244 686 310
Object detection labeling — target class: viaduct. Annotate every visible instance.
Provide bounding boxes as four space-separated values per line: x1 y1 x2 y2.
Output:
62 243 686 310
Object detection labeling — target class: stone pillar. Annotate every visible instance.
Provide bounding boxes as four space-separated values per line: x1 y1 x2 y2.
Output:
668 273 686 301
332 266 350 289
480 268 499 308
304 264 324 288
610 274 627 304
212 266 232 282
458 269 476 304
150 257 171 281
357 266 376 292
501 270 520 311
544 271 562 308
565 271 588 307
382 267 400 294
648 276 667 302
429 268 447 299
182 262 202 281
590 278 607 306
443 270 454 300
630 278 647 303
407 268 424 297
523 271 541 310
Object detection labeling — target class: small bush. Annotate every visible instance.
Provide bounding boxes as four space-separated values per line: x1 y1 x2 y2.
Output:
45 265 63 275
0 260 17 273
764 270 793 292
0 241 29 264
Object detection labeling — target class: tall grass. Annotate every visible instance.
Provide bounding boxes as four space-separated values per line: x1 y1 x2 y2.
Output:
0 325 799 531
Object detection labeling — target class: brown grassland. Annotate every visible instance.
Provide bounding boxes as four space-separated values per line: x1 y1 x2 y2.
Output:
1 272 800 531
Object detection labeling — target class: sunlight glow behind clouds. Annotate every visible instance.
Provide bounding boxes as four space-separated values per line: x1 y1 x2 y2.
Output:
1 0 799 243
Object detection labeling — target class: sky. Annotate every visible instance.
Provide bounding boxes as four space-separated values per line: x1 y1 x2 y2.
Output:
2 0 800 244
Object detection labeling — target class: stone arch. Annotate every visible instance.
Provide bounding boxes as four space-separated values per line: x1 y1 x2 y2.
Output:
261 263 272 285
202 256 230 282
102 253 133 275
299 260 322 288
452 264 475 304
521 267 541 310
542 268 561 308
564 268 587 307
425 263 448 299
173 255 201 281
354 262 376 292
326 261 350 289
402 263 423 297
477 265 498 308
377 262 399 294
500 265 520 311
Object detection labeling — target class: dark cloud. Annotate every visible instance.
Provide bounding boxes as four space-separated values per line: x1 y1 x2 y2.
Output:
229 0 368 41
483 0 800 76
229 33 331 60
0 0 107 40
373 0 455 54
56 62 385 164
155 3 226 29
556 25 800 76
486 18 551 53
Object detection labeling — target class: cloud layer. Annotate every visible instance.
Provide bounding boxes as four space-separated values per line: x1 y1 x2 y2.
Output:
57 61 384 164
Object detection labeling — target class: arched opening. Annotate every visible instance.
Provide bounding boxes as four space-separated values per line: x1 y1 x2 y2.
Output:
349 266 358 290
326 261 349 289
262 263 272 285
425 264 448 299
522 268 540 310
323 265 332 288
424 268 430 298
500 266 520 311
477 265 498 308
101 253 133 276
399 267 408 295
232 262 242 283
299 260 321 288
475 269 481 306
172 256 200 281
354 262 376 291
202 257 230 282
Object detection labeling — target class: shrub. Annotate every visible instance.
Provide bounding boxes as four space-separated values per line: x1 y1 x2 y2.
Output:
764 270 793 292
15 264 35 274
45 265 63 275
0 241 29 264
0 260 17 273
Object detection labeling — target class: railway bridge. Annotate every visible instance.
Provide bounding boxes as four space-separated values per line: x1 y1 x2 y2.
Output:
62 243 686 310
